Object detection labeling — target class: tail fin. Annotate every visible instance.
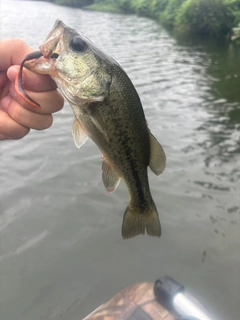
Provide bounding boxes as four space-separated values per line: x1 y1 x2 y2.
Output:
121 200 161 239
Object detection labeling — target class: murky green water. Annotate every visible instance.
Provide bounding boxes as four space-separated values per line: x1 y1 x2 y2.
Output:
0 1 239 320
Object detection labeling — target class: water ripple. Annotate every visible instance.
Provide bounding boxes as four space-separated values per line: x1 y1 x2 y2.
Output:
0 2 239 320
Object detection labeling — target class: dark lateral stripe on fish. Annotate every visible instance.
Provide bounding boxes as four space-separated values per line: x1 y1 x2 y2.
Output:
16 51 43 108
109 112 148 208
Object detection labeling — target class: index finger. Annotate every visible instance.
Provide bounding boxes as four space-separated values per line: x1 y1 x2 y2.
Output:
0 39 32 71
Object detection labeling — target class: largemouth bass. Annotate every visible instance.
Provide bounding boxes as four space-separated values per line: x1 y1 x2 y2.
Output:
17 20 166 239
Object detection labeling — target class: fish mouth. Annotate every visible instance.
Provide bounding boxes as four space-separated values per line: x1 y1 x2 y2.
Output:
23 20 74 81
39 20 65 59
22 20 65 73
27 20 65 68
39 20 80 59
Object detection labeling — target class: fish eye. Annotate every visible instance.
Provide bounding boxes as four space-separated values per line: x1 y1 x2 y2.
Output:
70 36 86 52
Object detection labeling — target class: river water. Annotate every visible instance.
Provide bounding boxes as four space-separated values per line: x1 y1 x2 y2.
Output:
0 1 239 319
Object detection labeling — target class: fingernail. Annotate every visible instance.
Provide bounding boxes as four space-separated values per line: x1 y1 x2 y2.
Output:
1 96 11 111
7 66 19 82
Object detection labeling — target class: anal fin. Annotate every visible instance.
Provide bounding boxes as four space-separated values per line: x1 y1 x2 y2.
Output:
102 157 121 193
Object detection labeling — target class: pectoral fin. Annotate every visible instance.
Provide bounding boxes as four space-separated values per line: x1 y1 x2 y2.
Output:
149 131 166 176
72 117 88 148
102 157 121 193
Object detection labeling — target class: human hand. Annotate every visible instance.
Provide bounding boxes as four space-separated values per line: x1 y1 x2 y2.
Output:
0 39 64 140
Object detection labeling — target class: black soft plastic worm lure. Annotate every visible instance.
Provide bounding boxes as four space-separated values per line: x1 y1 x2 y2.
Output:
15 51 43 108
